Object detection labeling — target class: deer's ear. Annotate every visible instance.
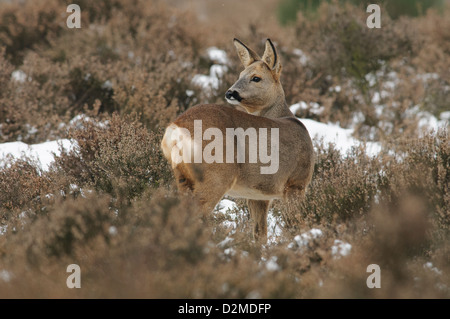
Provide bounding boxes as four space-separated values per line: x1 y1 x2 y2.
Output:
262 39 282 80
233 38 260 68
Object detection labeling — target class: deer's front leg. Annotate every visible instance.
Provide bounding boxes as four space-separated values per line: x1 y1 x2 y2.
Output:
247 199 271 242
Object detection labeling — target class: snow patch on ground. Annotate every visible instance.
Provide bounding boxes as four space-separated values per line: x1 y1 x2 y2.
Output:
192 65 227 91
67 114 109 130
292 48 309 66
423 262 443 276
262 256 280 272
206 47 229 65
290 101 325 116
288 228 323 249
11 70 30 83
0 269 13 283
289 104 382 157
301 118 382 157
214 199 240 231
214 199 283 243
0 139 75 171
192 47 229 91
331 239 352 259
0 225 7 236
417 111 449 134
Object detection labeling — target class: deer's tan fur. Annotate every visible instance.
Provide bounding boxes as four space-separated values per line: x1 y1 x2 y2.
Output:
161 38 315 242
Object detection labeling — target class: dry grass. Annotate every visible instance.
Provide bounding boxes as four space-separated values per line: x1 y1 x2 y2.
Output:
0 0 449 298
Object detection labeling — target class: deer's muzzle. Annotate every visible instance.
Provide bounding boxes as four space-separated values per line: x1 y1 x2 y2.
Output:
225 90 243 102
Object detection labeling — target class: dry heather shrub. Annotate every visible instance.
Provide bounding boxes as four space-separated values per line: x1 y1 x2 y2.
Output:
1 0 206 142
24 195 115 261
0 158 49 212
0 0 66 66
294 2 415 89
285 1 450 141
282 141 380 232
0 193 116 274
1 0 449 299
113 58 201 132
305 130 449 298
125 190 210 268
90 190 301 298
412 5 450 72
1 51 73 143
54 113 172 206
0 47 14 93
1 130 448 298
317 192 449 299
370 194 430 263
411 6 450 117
380 129 449 238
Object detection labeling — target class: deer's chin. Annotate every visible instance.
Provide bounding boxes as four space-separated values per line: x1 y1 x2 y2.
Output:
226 97 241 106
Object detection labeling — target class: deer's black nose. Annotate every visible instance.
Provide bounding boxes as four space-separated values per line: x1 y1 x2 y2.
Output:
225 90 242 102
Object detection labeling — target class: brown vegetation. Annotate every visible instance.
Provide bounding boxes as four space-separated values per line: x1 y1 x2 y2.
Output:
0 0 448 298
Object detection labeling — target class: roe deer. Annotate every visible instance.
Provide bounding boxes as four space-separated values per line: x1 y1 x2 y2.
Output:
161 38 314 242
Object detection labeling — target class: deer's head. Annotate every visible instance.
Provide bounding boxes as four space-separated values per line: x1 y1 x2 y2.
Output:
226 38 284 116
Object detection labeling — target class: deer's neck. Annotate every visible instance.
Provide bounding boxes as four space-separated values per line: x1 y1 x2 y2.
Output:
259 94 293 119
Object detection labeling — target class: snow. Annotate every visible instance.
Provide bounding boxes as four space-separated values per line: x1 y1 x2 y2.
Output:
101 80 113 89
206 47 229 65
423 262 443 276
289 101 307 115
288 228 323 249
331 239 352 258
266 211 283 244
214 199 240 231
290 101 325 116
192 47 229 91
11 70 29 83
0 139 75 171
286 229 352 258
329 85 341 93
223 247 236 256
108 226 118 236
417 111 449 133
371 90 390 104
68 114 109 129
264 256 280 271
300 118 382 157
289 104 382 157
192 66 226 91
0 269 12 283
217 236 234 248
441 111 450 121
292 48 309 66
214 199 283 243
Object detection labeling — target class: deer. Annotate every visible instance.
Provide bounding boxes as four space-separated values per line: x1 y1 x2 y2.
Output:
161 38 315 242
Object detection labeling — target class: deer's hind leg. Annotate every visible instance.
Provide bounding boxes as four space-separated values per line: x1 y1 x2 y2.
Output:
174 163 235 216
193 173 237 217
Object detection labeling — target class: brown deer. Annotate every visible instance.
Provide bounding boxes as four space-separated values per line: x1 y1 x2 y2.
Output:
161 38 314 242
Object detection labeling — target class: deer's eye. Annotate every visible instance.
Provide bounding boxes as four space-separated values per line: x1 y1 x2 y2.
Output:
251 76 261 83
